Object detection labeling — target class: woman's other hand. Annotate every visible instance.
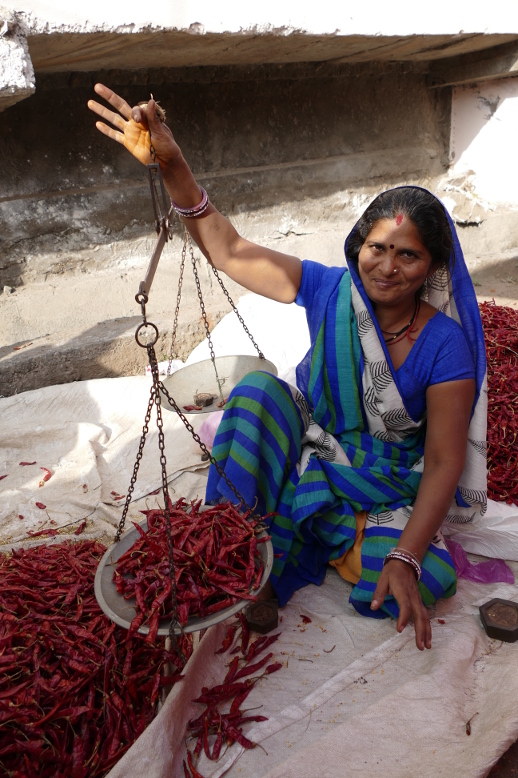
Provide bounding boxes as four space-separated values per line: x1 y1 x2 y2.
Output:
370 559 432 650
88 83 181 169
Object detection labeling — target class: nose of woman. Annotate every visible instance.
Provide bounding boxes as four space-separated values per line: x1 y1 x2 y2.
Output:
379 252 399 277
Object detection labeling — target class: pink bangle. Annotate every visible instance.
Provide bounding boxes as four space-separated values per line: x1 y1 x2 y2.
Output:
170 186 210 218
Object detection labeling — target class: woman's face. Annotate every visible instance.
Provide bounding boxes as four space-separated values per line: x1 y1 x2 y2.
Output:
357 216 437 307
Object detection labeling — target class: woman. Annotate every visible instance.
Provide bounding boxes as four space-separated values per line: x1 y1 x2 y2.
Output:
89 85 487 651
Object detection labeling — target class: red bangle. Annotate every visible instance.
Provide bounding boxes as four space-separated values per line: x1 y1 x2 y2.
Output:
170 187 209 218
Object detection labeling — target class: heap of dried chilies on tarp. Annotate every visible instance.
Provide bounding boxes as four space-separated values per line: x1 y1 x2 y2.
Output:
115 499 269 639
184 613 282 777
0 540 192 778
480 301 518 505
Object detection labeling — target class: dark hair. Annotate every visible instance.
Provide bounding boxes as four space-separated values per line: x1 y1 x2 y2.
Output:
347 187 454 272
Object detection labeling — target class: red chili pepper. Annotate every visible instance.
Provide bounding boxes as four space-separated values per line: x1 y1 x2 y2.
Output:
245 632 280 662
0 474 7 481
222 720 256 750
187 750 204 777
39 467 52 486
223 655 240 684
212 726 223 760
215 624 238 654
231 687 254 717
237 612 250 655
232 652 273 681
193 732 203 759
74 521 87 536
19 461 37 466
35 502 46 510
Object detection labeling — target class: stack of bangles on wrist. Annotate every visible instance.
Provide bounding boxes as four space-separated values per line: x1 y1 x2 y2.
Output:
170 186 210 218
383 547 422 581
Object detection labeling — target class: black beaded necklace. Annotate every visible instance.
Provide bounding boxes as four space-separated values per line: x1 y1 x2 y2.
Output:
381 296 421 345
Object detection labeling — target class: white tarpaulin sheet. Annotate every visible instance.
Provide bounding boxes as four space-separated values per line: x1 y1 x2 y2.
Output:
2 293 518 777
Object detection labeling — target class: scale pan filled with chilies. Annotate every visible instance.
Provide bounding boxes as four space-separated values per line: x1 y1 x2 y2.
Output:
94 160 275 644
94 514 274 637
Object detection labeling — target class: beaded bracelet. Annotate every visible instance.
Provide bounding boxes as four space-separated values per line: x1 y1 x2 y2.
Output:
383 549 422 581
170 186 210 218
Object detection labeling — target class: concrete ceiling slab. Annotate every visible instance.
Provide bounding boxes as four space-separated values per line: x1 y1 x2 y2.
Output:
26 31 518 73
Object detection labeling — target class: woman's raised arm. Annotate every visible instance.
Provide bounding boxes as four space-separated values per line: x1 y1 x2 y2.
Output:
88 84 302 303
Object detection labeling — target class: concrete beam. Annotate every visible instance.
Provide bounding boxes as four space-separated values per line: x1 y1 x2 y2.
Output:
428 41 518 88
23 31 518 74
0 7 35 111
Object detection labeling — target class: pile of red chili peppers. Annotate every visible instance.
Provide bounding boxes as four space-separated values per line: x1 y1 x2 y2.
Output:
115 499 269 639
184 613 282 777
480 301 518 505
0 540 192 777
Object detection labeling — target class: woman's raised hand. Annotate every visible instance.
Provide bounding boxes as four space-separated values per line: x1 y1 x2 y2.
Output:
88 84 303 303
370 559 432 650
88 83 181 169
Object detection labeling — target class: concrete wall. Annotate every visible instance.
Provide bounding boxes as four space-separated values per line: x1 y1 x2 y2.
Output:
0 62 450 288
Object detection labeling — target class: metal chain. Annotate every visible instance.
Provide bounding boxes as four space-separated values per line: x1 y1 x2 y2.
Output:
158 379 264 527
209 264 265 360
116 292 183 653
166 239 187 375
115 390 155 543
186 229 225 400
147 344 183 652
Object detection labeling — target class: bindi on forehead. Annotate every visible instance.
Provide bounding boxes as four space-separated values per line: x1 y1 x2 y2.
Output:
396 214 403 226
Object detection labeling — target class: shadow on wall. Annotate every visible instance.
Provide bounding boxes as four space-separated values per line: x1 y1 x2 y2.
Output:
0 316 166 398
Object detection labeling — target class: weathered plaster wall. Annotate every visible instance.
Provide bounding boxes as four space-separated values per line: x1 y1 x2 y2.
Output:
450 77 518 207
0 62 449 290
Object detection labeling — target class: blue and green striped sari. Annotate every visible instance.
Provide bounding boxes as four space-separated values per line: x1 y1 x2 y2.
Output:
206 270 457 617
